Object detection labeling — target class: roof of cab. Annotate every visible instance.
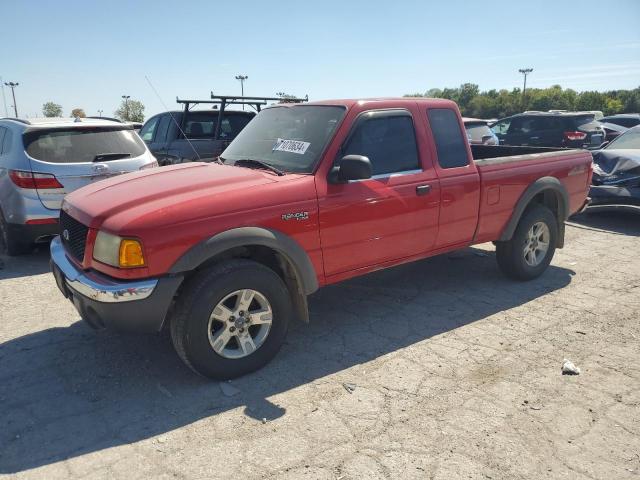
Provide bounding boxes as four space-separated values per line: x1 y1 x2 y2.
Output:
303 97 458 108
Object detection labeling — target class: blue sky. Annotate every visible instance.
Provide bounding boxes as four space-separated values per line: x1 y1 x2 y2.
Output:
2 0 639 118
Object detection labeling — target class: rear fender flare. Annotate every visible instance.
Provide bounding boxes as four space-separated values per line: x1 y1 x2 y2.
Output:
499 177 569 247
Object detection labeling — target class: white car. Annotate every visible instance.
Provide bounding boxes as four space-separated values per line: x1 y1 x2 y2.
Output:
0 117 157 254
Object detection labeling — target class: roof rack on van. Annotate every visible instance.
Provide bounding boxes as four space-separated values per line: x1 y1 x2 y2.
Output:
176 93 308 113
175 93 308 142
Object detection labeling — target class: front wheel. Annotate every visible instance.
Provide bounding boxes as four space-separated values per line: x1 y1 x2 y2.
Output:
496 205 558 281
170 259 292 379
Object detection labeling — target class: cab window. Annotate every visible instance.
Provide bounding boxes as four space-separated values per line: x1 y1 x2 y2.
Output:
342 112 420 176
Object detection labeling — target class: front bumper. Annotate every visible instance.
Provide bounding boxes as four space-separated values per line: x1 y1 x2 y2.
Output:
50 237 183 332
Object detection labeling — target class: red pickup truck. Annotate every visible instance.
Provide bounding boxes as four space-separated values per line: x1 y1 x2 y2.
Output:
50 98 592 379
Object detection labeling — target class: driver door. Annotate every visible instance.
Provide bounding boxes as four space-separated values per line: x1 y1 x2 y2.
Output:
318 108 440 278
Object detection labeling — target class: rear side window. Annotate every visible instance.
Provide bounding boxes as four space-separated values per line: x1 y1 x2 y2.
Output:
23 127 146 163
155 115 172 143
428 109 469 168
139 117 159 142
343 112 419 176
183 112 253 140
219 115 253 139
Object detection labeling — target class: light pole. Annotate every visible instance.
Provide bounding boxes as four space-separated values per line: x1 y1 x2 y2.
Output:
0 77 8 117
518 68 533 110
235 75 248 109
122 95 130 121
97 109 103 117
4 81 19 117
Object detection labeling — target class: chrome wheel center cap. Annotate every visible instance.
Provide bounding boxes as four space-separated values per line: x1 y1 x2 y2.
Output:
234 317 247 329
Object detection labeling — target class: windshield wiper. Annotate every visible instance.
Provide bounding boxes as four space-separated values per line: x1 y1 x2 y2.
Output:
93 153 131 162
234 159 285 176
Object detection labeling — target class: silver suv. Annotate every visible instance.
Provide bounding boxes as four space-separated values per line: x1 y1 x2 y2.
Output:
0 117 157 255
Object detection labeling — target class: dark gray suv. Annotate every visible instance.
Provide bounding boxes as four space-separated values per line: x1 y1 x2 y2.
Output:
490 112 606 148
139 110 255 165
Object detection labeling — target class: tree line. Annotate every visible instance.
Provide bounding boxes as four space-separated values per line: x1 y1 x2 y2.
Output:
41 98 145 122
405 84 640 119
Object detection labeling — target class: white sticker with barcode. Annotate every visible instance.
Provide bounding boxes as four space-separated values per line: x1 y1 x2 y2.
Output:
272 138 310 155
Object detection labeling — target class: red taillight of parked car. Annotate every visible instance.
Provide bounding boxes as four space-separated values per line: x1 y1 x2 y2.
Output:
9 170 64 189
563 131 587 141
25 218 58 225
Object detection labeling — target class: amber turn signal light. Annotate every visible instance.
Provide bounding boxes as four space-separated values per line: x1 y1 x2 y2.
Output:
119 239 145 268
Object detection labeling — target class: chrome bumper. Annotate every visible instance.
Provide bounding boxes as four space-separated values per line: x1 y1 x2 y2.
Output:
50 236 158 303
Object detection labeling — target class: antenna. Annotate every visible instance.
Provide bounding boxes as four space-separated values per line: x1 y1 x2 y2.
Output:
144 75 201 161
0 77 8 117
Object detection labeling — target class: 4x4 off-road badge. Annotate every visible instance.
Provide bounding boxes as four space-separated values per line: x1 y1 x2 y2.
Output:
282 211 309 221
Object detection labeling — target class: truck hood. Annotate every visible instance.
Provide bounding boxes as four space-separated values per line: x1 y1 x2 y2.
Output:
63 162 287 229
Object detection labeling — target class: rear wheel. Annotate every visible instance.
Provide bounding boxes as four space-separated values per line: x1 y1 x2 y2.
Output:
170 259 292 379
496 205 558 281
0 212 31 256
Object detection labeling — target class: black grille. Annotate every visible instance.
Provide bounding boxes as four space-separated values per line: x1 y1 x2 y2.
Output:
59 210 88 262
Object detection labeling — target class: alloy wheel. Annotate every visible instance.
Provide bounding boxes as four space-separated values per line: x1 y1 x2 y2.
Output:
207 289 273 359
523 221 550 267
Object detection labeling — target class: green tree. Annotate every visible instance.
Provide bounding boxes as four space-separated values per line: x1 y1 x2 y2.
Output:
605 98 623 116
71 108 86 118
115 99 145 122
42 102 63 117
405 84 640 118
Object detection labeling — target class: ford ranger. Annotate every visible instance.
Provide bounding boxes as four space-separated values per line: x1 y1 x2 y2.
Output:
50 98 592 379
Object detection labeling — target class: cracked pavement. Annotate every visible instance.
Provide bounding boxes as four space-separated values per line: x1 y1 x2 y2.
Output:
1 212 639 479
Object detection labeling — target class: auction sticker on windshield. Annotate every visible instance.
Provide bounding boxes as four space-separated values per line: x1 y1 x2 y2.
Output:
273 138 310 155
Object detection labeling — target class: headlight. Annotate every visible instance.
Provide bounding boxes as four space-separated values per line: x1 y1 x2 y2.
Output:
93 231 146 268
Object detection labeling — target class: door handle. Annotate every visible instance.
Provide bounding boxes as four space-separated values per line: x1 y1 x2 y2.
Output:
416 184 431 196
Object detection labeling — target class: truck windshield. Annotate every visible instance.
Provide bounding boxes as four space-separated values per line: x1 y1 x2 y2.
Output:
222 105 346 173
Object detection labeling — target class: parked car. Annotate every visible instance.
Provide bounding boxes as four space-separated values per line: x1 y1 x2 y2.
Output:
139 94 308 165
139 109 255 165
50 98 592 379
490 112 606 148
549 109 603 120
598 121 628 143
598 113 640 129
0 117 157 255
589 125 640 211
462 117 499 145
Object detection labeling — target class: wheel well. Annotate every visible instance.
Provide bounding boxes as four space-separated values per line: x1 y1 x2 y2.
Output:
180 245 310 322
530 189 560 218
525 188 566 248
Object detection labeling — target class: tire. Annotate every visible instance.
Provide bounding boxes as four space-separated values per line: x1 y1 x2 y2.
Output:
496 204 558 281
170 259 292 379
0 212 31 256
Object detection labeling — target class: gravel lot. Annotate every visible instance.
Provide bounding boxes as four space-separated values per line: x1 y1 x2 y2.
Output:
1 212 639 480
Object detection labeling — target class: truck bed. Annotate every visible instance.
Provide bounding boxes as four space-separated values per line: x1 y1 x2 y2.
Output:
471 144 593 244
471 144 572 163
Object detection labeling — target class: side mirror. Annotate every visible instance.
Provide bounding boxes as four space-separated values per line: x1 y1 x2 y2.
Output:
481 135 496 145
331 155 372 182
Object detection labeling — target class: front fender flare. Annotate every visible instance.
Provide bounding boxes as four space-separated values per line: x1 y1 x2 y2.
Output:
168 227 319 295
